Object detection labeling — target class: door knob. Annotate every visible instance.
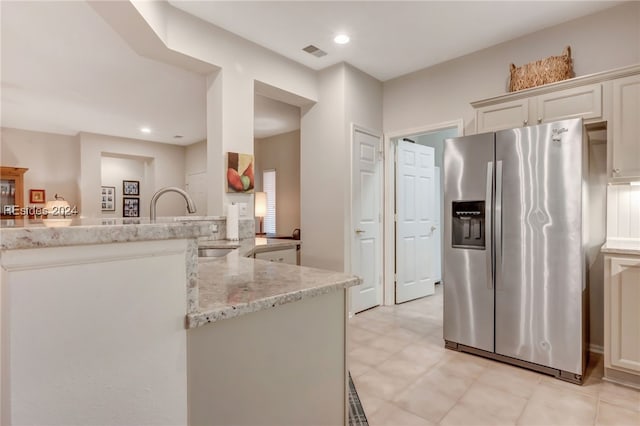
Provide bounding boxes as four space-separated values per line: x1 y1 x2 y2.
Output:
431 225 437 232
355 229 365 234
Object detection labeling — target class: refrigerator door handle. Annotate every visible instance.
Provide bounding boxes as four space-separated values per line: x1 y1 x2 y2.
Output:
495 160 503 290
486 161 493 289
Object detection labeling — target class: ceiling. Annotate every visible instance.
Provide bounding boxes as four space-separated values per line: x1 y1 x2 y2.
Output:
1 1 623 145
170 0 622 81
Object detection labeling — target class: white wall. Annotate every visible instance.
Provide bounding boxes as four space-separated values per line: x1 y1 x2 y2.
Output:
125 0 318 216
100 155 147 218
0 127 80 210
254 130 301 235
301 64 383 271
185 140 208 216
79 132 186 218
383 2 640 135
301 65 346 270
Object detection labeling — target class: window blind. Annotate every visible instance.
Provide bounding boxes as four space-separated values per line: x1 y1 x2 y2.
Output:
263 169 276 234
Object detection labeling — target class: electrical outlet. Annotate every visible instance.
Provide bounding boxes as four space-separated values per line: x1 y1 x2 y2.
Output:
238 203 248 217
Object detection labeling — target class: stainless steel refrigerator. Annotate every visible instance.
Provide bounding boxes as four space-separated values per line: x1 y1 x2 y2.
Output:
443 118 587 384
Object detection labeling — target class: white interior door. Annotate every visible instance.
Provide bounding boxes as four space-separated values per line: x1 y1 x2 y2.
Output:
350 129 382 313
433 167 442 283
396 140 436 303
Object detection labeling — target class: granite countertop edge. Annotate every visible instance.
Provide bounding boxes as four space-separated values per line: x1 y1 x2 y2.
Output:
187 274 361 328
0 222 215 250
188 238 361 328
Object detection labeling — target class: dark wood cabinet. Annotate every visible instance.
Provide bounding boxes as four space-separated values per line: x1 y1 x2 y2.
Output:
1 166 28 218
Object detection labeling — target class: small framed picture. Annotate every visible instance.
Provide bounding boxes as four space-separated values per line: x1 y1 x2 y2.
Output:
30 189 46 204
123 197 140 217
123 180 140 196
101 186 115 211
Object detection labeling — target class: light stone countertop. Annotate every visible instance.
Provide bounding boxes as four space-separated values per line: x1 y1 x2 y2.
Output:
601 239 640 256
0 218 216 250
188 238 361 328
0 219 361 329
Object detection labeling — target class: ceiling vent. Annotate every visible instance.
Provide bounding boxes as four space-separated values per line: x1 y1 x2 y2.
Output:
302 45 327 58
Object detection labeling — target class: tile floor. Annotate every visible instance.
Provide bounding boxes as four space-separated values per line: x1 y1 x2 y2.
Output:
348 284 640 426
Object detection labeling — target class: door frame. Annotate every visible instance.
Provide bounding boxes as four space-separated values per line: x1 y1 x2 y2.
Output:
383 119 464 305
347 124 384 313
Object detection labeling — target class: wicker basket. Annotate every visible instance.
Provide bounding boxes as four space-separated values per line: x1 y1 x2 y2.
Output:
509 46 574 92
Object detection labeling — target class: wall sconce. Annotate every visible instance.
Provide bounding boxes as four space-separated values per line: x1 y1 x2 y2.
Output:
254 192 267 235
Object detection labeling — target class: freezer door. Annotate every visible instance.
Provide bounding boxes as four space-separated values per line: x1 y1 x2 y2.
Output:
495 118 584 374
443 133 495 353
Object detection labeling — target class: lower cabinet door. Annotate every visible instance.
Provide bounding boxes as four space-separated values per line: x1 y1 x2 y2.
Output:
606 256 640 374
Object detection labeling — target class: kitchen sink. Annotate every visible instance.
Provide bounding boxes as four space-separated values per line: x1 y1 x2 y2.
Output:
198 248 234 258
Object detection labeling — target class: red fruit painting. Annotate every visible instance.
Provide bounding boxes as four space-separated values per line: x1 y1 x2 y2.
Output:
226 152 255 193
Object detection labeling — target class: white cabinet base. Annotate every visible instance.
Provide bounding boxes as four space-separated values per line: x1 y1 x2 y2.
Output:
1 240 190 426
188 290 348 426
604 254 640 390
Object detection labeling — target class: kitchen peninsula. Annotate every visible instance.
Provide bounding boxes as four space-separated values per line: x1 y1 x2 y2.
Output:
0 219 360 426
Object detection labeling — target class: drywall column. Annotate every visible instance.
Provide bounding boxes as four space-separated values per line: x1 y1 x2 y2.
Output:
301 65 346 271
205 69 255 216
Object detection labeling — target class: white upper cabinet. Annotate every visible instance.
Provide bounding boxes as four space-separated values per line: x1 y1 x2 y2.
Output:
475 99 529 132
535 83 602 124
474 83 602 133
611 74 640 180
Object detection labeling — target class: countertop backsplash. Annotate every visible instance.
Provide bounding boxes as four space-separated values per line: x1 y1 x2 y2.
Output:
607 184 640 240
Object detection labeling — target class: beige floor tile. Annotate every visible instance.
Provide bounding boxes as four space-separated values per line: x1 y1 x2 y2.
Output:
349 358 373 378
440 402 517 426
393 368 474 423
598 381 640 412
365 334 412 354
476 362 542 399
376 354 431 382
393 387 458 425
436 351 492 380
349 345 394 367
396 341 451 370
349 286 639 426
457 381 528 423
517 381 598 426
596 400 640 426
368 402 435 426
352 367 414 401
542 373 603 398
348 325 381 345
380 326 426 343
354 390 395 418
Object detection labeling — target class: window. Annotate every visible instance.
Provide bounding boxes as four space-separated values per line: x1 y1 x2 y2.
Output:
263 169 276 234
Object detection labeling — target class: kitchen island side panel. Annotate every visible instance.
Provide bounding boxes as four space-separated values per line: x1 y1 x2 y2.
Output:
187 289 348 426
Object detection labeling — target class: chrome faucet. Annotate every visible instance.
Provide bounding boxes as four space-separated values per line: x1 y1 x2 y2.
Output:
150 187 196 221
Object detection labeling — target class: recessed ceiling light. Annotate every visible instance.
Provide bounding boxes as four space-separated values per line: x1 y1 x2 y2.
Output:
334 34 350 45
140 127 151 134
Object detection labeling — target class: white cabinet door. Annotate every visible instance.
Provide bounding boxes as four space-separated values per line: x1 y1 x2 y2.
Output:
605 256 640 376
612 75 640 179
254 247 297 264
536 83 602 124
476 99 528 133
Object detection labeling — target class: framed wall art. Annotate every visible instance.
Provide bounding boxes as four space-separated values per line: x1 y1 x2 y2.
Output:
101 186 115 211
29 189 46 204
226 152 254 193
123 180 140 196
123 197 140 217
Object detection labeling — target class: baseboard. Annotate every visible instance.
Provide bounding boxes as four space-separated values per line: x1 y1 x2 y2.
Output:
589 344 604 354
